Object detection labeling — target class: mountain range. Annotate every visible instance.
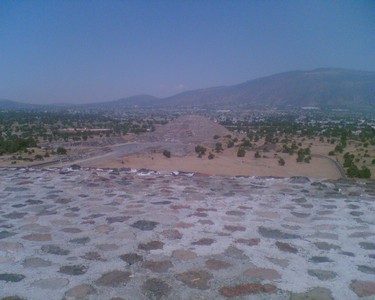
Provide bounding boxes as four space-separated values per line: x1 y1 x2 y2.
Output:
1 68 374 111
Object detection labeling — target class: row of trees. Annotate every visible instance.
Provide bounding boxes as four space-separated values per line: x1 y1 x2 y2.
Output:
0 111 169 147
0 136 37 154
343 152 371 178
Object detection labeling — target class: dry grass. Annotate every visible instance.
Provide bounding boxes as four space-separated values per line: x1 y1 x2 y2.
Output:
88 146 342 179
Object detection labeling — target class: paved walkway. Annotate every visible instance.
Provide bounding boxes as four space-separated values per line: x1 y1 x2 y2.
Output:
0 168 374 299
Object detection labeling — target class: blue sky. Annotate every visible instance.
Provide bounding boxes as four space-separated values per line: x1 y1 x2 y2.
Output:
0 0 374 104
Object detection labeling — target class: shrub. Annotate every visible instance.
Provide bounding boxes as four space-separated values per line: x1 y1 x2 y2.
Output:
56 147 67 155
359 167 371 178
208 153 215 160
195 145 207 157
215 142 223 153
347 164 372 178
237 148 246 157
241 139 252 147
34 154 43 161
334 144 344 153
163 150 171 158
254 151 261 158
278 158 285 166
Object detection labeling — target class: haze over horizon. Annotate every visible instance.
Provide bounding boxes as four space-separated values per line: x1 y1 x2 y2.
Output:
1 0 374 104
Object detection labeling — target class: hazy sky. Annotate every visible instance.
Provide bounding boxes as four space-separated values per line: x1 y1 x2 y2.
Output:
1 0 374 104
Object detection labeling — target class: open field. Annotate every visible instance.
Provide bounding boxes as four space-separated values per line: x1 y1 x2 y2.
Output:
86 149 342 179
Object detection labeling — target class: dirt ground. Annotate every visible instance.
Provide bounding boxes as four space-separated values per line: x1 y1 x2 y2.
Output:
87 147 342 179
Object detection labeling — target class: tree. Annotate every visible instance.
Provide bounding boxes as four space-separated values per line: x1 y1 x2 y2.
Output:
241 139 252 147
163 150 171 158
347 165 357 177
278 158 285 166
343 152 355 168
359 166 371 178
195 145 207 157
215 142 223 153
237 148 246 157
34 154 43 161
334 144 344 153
70 164 81 170
56 147 67 155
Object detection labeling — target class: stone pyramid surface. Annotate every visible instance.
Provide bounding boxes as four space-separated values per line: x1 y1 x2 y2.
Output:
0 168 374 299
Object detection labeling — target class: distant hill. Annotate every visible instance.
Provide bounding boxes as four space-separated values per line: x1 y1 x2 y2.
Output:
161 68 375 109
0 99 36 110
1 68 374 111
82 95 160 109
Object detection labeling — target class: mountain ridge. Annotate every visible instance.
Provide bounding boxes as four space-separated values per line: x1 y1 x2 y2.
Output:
1 68 374 110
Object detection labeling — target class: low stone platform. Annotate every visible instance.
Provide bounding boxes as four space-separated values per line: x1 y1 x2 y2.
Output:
0 168 374 299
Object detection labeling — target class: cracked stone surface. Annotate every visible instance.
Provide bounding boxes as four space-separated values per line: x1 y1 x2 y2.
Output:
95 270 131 287
0 167 374 299
175 270 212 290
220 283 277 297
63 283 97 299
